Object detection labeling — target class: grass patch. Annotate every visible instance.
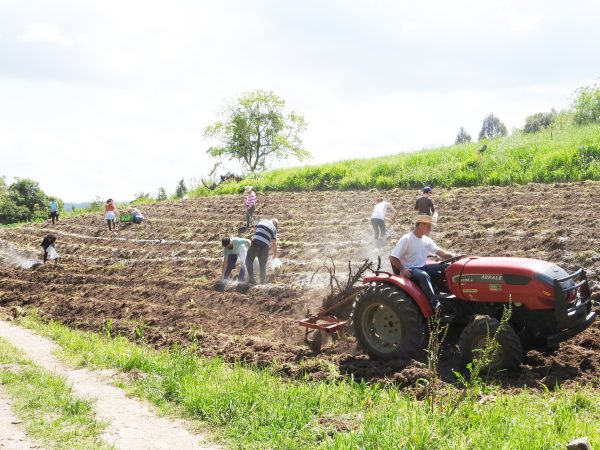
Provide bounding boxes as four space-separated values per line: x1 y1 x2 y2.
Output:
13 312 600 449
190 123 600 196
0 337 111 449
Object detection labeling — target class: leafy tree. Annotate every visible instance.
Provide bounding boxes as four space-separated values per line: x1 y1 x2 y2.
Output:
573 84 600 125
455 127 472 144
8 178 47 215
478 113 508 140
157 187 168 201
174 179 187 198
524 110 556 133
0 177 59 224
205 90 309 173
0 195 29 224
0 177 27 224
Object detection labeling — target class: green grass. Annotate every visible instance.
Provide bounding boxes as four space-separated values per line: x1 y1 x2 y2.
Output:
0 337 111 449
14 312 600 450
191 123 600 196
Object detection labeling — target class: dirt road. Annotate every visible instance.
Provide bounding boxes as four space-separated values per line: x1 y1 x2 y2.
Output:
0 387 42 449
0 320 217 450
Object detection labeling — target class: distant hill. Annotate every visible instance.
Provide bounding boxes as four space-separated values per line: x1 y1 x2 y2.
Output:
63 202 91 211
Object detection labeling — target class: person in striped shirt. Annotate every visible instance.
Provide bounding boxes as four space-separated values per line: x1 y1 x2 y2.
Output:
245 186 257 227
245 218 278 285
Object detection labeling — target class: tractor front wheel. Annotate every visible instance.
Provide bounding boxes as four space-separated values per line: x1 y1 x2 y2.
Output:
459 317 523 372
351 285 424 360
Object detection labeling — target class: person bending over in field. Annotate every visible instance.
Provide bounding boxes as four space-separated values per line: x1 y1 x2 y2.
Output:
41 234 59 264
104 199 119 232
415 186 435 216
130 207 144 224
371 195 397 242
221 236 251 284
245 218 278 285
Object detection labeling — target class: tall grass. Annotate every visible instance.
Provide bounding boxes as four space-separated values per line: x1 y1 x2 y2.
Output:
17 313 600 450
191 124 600 196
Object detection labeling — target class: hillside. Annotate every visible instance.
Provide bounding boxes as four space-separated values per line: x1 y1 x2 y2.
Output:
199 123 600 195
1 183 599 387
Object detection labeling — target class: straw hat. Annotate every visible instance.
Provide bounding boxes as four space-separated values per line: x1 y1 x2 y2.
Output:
416 214 433 225
245 186 254 193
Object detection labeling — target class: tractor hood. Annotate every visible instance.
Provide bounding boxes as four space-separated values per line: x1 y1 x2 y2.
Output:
448 257 568 285
445 257 576 307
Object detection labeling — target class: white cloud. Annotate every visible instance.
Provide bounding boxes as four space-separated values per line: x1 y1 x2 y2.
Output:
18 23 71 46
0 0 599 201
507 12 542 33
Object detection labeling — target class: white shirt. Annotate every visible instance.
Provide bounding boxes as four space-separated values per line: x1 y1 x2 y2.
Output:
390 232 440 269
371 201 392 220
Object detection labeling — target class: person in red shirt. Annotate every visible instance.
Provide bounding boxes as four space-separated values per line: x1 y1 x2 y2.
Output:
104 199 120 232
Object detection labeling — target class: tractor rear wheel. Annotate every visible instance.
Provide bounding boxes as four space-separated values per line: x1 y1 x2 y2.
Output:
459 317 523 371
351 285 424 360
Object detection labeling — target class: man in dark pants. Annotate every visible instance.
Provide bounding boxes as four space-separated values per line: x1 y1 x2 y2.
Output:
49 200 59 225
415 186 435 216
389 215 454 309
370 195 397 243
41 234 58 264
221 236 251 283
245 218 278 285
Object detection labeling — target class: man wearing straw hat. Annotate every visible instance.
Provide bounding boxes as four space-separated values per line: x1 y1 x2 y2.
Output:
245 186 257 227
389 214 455 310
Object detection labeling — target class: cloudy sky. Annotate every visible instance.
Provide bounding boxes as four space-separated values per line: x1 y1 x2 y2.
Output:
1 0 599 202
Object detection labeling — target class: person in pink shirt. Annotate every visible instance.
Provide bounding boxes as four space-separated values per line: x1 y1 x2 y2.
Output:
245 186 257 227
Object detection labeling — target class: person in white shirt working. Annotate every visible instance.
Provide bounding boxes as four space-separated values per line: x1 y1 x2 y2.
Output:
370 195 397 242
389 215 455 310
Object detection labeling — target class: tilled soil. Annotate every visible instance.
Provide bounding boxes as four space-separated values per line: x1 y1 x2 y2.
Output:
1 183 599 388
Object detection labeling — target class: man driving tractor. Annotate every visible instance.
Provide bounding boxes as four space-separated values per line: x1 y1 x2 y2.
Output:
389 214 455 310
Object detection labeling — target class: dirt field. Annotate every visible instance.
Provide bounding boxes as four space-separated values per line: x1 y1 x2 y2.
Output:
1 183 599 388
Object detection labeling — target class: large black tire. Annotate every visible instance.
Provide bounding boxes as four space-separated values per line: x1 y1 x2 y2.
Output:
350 285 424 360
459 317 523 371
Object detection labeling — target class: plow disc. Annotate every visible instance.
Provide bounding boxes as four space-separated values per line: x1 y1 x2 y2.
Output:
299 288 362 353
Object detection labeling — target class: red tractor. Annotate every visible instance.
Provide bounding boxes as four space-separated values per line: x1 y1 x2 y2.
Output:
350 256 597 370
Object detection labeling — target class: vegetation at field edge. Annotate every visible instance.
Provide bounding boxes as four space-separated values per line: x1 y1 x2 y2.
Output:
190 123 600 196
0 337 111 449
16 312 600 450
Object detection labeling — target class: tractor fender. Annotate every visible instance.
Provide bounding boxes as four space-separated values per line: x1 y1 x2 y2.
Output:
363 273 433 318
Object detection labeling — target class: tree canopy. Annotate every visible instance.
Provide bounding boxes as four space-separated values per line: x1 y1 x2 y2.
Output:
523 110 556 133
205 90 309 173
478 113 508 140
174 179 187 198
455 127 472 144
0 177 59 224
573 84 600 126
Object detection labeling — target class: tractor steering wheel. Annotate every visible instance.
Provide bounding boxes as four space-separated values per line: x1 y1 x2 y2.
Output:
438 254 464 265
